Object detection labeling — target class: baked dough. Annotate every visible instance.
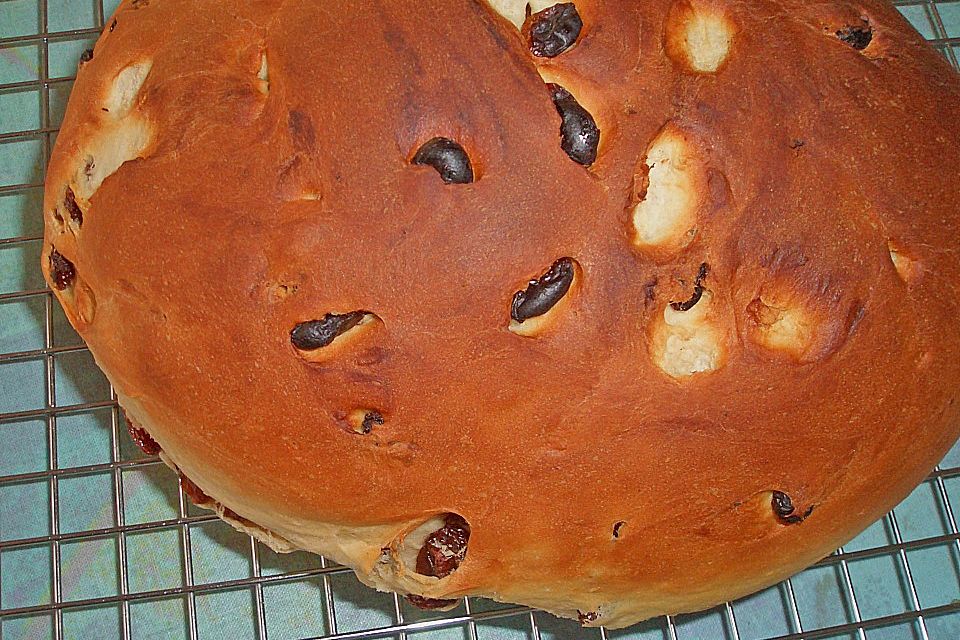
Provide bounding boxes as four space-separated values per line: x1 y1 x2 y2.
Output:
42 0 960 628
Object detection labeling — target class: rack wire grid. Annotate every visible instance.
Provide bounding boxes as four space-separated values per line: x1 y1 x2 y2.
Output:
1 1 960 639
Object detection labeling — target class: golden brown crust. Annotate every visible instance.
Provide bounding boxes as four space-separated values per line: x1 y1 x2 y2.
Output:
43 0 960 628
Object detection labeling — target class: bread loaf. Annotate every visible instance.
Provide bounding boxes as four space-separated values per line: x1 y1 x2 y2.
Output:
42 0 960 628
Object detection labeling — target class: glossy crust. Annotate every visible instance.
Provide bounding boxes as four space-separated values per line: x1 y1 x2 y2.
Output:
42 0 960 628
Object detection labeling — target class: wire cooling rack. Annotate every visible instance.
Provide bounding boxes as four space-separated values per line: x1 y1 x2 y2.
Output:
2 1 960 639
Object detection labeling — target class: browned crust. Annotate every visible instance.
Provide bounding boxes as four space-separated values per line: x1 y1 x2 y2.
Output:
43 0 960 628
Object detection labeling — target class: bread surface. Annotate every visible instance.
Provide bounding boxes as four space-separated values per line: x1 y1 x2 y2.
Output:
42 0 960 627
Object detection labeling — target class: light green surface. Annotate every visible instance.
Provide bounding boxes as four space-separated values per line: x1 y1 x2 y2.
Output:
2 2 960 639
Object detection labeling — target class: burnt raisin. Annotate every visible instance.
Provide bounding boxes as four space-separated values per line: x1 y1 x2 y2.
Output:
291 311 367 350
524 3 583 58
405 594 459 610
64 187 83 225
670 263 709 312
771 490 794 518
836 24 872 50
548 84 599 166
415 514 470 578
511 257 575 323
126 418 161 455
361 411 383 434
771 490 814 525
412 137 474 184
80 49 94 63
49 247 76 290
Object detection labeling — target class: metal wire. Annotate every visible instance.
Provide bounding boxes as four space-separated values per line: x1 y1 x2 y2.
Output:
1 1 959 639
109 393 133 640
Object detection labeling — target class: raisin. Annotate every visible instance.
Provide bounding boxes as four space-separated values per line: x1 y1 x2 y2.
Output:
771 490 794 518
511 257 575 323
80 49 94 63
847 303 866 337
524 3 583 58
109 18 118 32
361 411 383 434
64 186 83 225
126 417 161 455
771 490 814 525
291 311 368 350
405 594 459 610
415 514 470 578
707 169 731 206
179 474 211 505
49 247 76 290
548 84 599 166
643 277 658 306
836 25 872 50
222 506 257 528
578 611 599 624
288 110 316 152
412 137 474 184
670 263 709 312
612 521 625 539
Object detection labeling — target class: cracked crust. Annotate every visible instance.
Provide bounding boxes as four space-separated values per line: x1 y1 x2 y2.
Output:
43 0 960 629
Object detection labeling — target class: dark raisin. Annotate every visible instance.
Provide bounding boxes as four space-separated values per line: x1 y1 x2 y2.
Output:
405 594 459 610
290 311 368 350
361 411 384 434
524 3 583 58
670 262 709 312
64 186 83 225
548 84 599 166
412 137 474 184
578 611 599 624
612 521 625 539
80 49 94 63
771 490 794 518
109 18 118 32
126 417 161 455
49 247 76 290
179 474 211 505
771 490 813 525
415 514 470 578
836 24 872 50
511 257 576 323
